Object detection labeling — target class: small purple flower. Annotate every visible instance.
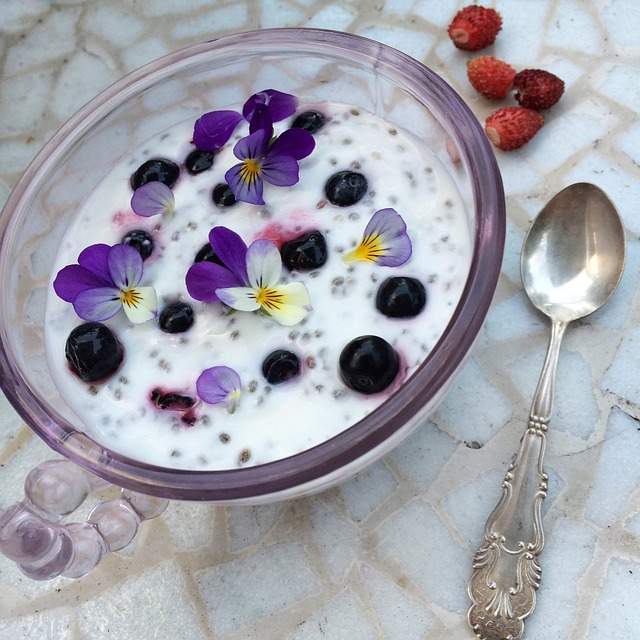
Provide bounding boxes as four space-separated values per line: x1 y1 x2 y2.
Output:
53 243 158 323
185 226 311 326
131 182 175 218
192 89 297 152
224 127 315 205
196 366 242 412
344 209 413 267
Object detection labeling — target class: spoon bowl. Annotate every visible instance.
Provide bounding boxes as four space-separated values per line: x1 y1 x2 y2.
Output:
521 182 625 323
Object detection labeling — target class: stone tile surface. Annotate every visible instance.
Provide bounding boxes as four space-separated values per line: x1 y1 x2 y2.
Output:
1 1 639 638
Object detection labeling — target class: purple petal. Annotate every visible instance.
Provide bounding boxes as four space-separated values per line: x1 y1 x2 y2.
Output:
193 110 243 152
269 128 315 160
233 129 268 161
261 154 299 187
225 162 264 205
73 287 122 321
131 182 175 217
107 244 143 289
196 366 241 404
77 244 112 282
242 89 297 123
249 104 274 140
209 226 248 284
185 261 241 302
364 208 412 267
53 265 111 303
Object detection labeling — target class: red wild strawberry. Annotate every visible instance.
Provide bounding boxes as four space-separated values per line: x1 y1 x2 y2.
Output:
467 56 516 99
513 69 565 110
485 107 544 151
448 5 502 51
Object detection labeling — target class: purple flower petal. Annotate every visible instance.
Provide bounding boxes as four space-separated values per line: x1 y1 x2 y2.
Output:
209 226 248 284
193 110 243 152
196 366 241 405
269 128 315 160
107 244 143 289
73 287 122 321
242 89 297 123
232 128 269 161
131 182 175 217
363 208 412 267
77 244 112 282
185 261 241 302
249 104 274 140
261 154 299 187
246 239 282 288
225 162 264 206
53 265 111 303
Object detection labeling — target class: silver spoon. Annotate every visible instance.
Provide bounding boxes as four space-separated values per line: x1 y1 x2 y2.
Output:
467 183 625 640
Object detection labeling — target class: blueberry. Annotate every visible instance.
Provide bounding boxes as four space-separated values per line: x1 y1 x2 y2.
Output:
291 110 326 134
324 171 368 207
130 158 180 190
121 229 154 260
281 231 328 271
212 183 237 207
151 388 196 411
159 302 194 334
339 335 399 394
65 322 124 383
262 350 300 385
194 243 223 266
376 277 427 318
185 149 215 175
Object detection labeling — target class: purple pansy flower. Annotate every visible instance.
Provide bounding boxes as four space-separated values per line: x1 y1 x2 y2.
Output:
192 89 297 153
224 126 315 205
196 366 242 413
343 209 413 267
53 243 158 324
131 182 175 218
185 226 310 326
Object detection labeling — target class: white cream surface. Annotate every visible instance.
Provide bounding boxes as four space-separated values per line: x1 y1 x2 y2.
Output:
45 102 472 470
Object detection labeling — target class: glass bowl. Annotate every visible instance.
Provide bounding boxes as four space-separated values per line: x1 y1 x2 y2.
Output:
0 28 504 503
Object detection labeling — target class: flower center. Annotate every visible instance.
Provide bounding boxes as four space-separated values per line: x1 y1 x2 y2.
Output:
120 288 143 308
240 159 261 185
350 234 385 262
254 287 284 310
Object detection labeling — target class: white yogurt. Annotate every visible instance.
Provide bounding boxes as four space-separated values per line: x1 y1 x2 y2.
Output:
45 102 472 470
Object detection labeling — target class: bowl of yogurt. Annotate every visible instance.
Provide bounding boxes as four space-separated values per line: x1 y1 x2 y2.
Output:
0 29 504 502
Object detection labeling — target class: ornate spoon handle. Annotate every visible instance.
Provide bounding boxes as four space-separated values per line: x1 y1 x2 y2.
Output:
468 319 567 640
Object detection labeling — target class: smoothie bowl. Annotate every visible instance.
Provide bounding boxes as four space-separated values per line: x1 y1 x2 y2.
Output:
0 29 504 503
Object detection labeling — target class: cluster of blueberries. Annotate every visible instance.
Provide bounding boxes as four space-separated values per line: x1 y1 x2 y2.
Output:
65 110 428 399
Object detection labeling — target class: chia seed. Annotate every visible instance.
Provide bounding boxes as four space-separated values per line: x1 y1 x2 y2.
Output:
219 433 230 443
239 449 251 464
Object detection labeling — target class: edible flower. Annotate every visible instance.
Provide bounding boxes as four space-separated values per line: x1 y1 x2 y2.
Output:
131 182 175 218
344 208 412 266
224 125 314 205
193 89 297 152
53 243 158 323
196 366 242 413
185 226 311 326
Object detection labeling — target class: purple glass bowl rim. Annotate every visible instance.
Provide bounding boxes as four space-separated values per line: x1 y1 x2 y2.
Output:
0 28 505 500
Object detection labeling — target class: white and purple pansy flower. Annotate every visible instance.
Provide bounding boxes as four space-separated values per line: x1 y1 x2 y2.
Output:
53 243 158 324
196 366 242 413
131 181 175 218
224 125 315 205
344 208 413 267
185 226 311 326
193 89 297 153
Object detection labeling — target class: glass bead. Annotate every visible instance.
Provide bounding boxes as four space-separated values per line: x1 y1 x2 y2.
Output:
18 526 74 581
62 522 106 578
88 499 140 552
0 503 57 563
122 490 169 520
24 460 90 516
